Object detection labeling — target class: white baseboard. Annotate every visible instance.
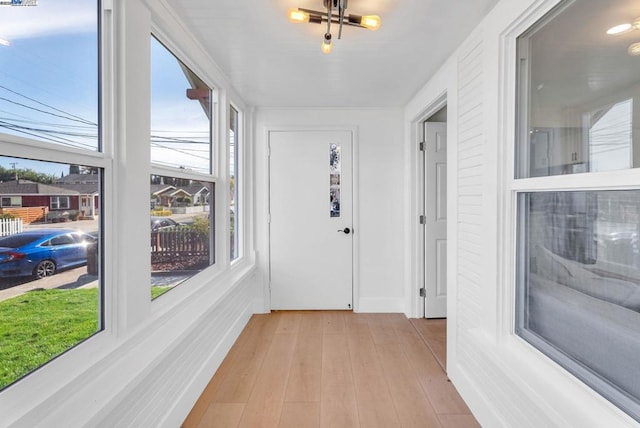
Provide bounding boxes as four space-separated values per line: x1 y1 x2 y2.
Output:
357 297 405 313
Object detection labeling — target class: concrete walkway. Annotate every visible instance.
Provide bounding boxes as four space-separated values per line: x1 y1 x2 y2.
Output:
0 266 98 302
0 267 192 302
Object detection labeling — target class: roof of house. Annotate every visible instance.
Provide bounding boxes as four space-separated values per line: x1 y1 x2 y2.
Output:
179 183 210 196
151 184 177 196
55 174 99 184
0 180 79 196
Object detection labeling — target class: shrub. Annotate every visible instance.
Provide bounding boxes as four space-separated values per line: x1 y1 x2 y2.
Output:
188 216 210 237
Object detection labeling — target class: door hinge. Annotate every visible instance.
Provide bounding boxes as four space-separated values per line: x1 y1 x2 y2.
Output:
419 215 426 225
419 288 426 297
419 142 425 152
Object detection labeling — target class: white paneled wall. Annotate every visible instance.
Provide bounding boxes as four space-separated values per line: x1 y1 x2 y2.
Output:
456 36 485 339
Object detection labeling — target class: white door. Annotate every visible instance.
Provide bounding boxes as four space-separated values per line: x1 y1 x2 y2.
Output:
424 122 447 318
269 130 353 310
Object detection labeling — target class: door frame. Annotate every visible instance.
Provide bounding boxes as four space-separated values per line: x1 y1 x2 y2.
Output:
264 126 360 311
410 93 448 318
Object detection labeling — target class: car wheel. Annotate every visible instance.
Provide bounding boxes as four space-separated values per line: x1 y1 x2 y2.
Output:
34 260 56 279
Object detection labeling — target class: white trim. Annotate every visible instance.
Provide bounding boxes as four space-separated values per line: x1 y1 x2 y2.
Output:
409 92 448 320
356 297 404 313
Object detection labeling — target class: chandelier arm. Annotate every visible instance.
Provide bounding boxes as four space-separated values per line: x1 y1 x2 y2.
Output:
338 0 345 39
326 0 332 36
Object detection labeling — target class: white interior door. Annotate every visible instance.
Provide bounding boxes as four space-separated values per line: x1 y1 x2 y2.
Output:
269 130 353 310
424 121 447 318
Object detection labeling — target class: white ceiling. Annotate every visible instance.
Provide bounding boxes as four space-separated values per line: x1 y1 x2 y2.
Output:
167 0 500 108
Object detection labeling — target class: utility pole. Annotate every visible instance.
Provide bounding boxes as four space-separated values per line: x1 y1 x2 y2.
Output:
9 162 18 180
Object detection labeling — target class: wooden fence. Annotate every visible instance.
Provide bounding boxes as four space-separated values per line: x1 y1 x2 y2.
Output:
150 229 209 264
0 218 23 237
0 206 48 224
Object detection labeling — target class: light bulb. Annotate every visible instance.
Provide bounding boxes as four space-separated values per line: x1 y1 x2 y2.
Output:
607 23 632 35
360 15 381 31
288 8 310 23
322 33 333 54
628 42 640 56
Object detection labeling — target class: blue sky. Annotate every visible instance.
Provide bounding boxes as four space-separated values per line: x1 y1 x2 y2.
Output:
0 0 212 177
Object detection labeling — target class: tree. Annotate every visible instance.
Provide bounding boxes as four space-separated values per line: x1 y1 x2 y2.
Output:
0 165 57 184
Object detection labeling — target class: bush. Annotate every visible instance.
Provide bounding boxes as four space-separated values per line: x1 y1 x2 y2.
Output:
188 216 210 237
0 213 16 219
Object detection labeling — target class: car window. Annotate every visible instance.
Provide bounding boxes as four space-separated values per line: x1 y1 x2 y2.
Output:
50 235 76 246
0 234 46 248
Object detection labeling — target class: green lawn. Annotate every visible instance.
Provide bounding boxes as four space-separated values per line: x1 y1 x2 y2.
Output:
0 289 99 390
151 286 173 299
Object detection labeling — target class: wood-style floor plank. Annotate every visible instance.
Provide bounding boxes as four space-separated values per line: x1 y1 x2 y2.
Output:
237 315 298 427
278 402 320 428
284 329 322 402
183 312 479 428
196 403 245 428
213 313 282 404
438 414 482 428
411 318 447 370
347 320 402 427
320 333 358 427
377 341 443 427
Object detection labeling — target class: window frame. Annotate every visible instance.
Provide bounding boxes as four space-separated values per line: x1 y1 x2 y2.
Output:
229 103 242 262
1 196 22 207
506 0 640 422
149 31 219 298
50 196 71 210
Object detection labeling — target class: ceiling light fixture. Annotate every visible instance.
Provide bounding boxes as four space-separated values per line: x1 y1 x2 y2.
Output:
287 0 381 54
606 17 640 56
607 22 633 35
606 17 640 35
628 41 640 56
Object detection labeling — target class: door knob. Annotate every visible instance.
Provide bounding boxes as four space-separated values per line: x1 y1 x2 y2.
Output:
337 227 351 235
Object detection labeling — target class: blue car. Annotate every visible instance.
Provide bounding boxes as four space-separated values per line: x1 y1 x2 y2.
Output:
0 229 96 279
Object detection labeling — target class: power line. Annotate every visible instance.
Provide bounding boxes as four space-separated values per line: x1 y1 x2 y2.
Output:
0 84 97 126
0 96 96 126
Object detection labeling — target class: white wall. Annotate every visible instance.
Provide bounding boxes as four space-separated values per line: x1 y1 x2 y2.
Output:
254 108 405 313
404 0 640 426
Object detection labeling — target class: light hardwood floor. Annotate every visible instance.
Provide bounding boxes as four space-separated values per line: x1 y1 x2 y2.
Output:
183 311 479 428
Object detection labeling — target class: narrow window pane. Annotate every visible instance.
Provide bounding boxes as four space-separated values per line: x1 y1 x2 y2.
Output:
517 190 640 421
229 107 239 260
150 175 214 299
516 0 640 178
150 37 212 173
0 1 99 151
0 156 102 390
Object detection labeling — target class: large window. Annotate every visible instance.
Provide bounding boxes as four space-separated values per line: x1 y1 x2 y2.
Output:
150 36 214 299
515 0 640 421
0 0 103 391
